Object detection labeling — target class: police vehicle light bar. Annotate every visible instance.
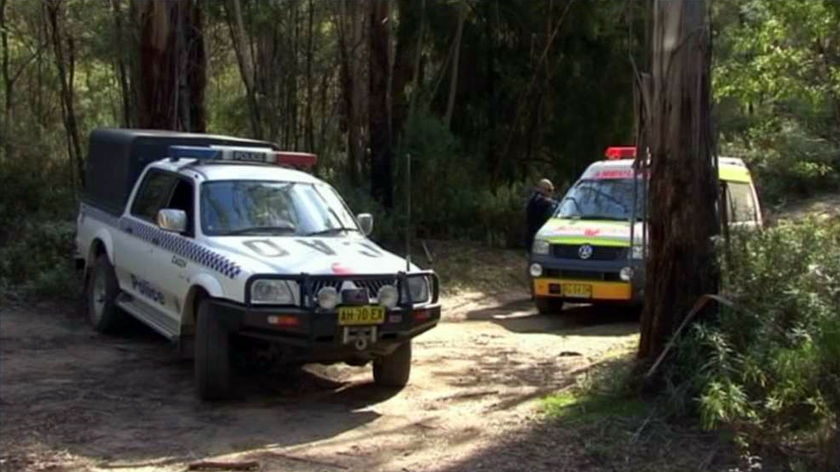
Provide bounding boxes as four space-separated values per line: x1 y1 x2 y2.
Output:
167 145 317 169
605 146 636 160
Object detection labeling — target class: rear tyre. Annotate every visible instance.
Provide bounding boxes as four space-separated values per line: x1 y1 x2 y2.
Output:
86 254 129 334
535 297 564 315
373 341 412 388
195 298 232 400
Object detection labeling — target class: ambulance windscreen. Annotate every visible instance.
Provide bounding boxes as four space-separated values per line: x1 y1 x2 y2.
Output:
555 178 646 222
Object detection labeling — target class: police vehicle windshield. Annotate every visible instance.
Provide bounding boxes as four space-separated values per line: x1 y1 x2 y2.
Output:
555 178 646 222
200 180 359 236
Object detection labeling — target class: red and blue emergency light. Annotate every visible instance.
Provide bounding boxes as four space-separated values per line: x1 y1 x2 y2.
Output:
604 146 636 160
167 145 317 170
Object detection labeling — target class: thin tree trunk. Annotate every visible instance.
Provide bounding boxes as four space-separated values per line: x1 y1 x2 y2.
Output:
336 0 364 185
637 0 719 363
391 0 423 151
305 0 314 151
0 0 11 161
291 0 300 149
318 68 329 155
110 0 132 127
184 0 206 132
45 0 82 190
369 0 392 208
444 0 466 129
225 0 261 138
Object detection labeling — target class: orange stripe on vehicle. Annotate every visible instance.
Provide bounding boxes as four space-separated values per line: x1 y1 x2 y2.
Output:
533 278 632 300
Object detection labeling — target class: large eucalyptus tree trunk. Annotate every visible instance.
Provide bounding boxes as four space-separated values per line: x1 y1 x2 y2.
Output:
636 0 719 362
136 0 206 132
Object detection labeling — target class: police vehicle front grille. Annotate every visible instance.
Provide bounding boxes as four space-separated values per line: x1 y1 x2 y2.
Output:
544 269 622 282
308 277 397 296
551 244 627 260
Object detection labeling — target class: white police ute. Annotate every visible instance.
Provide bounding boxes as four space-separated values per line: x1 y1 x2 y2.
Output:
75 128 441 400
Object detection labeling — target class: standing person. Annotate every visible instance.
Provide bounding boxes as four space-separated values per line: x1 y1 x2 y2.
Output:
525 178 558 253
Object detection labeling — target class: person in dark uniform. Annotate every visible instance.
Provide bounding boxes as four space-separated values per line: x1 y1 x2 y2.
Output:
525 178 558 253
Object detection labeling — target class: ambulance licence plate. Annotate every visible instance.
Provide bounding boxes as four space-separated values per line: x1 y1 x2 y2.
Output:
562 283 592 299
338 306 386 325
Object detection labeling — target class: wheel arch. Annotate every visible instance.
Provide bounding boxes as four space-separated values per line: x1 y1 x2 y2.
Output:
181 275 224 336
85 233 113 282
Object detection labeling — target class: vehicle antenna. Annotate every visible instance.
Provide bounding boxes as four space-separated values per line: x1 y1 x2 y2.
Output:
405 152 412 273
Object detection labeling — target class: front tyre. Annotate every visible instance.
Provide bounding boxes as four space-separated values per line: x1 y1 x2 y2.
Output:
373 341 412 388
535 297 564 315
195 298 233 400
87 254 129 333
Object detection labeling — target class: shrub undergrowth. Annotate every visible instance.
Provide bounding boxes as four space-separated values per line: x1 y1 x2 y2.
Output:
664 218 840 470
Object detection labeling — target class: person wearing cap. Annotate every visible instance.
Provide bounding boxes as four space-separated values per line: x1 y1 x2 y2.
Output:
525 178 558 253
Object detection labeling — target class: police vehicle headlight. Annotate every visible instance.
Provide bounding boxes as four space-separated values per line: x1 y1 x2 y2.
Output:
403 276 430 304
251 279 299 305
316 286 339 310
529 263 543 277
620 266 634 282
377 285 399 309
631 245 645 260
532 239 550 255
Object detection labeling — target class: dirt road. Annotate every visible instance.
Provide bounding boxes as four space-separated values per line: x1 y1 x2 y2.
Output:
0 293 638 472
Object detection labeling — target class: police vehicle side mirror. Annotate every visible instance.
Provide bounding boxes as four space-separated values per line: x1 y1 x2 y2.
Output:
357 213 374 236
157 209 188 233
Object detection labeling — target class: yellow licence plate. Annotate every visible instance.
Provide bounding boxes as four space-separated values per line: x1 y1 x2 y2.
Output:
562 283 592 299
337 306 386 326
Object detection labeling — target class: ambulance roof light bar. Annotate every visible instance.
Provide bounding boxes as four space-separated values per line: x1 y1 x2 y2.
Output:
605 146 637 160
167 145 317 170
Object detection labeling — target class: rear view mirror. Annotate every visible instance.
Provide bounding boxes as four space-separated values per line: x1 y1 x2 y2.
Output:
357 213 374 236
157 209 187 233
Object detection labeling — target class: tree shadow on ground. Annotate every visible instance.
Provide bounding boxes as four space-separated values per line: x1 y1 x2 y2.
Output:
434 399 740 472
0 306 394 469
462 296 640 337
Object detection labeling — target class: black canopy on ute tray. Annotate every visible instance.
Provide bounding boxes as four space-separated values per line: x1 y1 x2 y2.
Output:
83 128 279 216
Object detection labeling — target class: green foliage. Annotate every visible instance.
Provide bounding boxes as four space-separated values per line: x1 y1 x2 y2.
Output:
714 0 840 204
0 219 79 300
336 110 533 248
664 219 840 469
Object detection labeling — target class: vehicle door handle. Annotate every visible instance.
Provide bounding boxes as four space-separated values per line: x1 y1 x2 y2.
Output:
152 238 159 245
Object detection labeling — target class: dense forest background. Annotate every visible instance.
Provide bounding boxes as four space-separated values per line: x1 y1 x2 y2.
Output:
0 0 839 290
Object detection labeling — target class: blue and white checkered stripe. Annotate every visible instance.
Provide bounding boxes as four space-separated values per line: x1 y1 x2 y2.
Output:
120 218 243 279
81 203 243 279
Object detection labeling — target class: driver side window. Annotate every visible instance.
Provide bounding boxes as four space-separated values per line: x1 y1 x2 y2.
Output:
130 170 195 236
131 170 177 222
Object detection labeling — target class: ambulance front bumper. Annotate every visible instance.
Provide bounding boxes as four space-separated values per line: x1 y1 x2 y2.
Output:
528 254 645 304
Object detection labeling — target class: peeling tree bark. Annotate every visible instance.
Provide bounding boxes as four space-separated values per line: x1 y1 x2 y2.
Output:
637 0 719 363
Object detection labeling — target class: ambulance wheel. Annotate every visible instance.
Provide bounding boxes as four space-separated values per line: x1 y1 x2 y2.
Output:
373 341 412 388
535 297 564 315
87 254 129 334
195 298 232 401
